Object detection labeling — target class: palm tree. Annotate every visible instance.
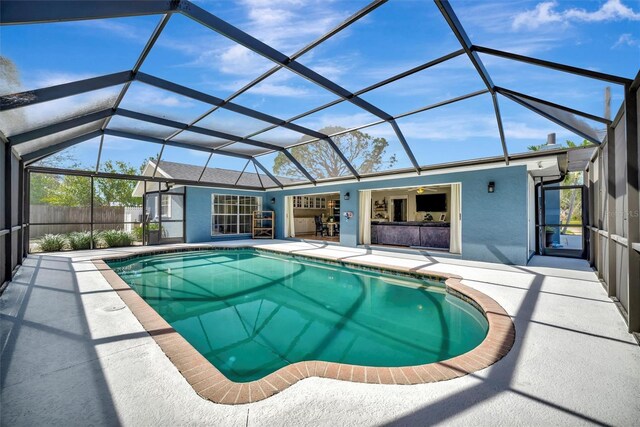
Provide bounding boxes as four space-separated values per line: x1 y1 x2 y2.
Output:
560 140 590 234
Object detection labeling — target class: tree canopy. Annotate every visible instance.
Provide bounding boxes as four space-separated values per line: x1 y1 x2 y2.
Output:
30 153 147 207
272 126 397 179
527 139 592 152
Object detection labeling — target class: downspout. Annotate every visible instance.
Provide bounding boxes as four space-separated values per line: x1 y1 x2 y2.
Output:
534 172 567 255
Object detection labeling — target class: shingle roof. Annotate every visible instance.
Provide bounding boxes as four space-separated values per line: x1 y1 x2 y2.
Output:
155 160 297 188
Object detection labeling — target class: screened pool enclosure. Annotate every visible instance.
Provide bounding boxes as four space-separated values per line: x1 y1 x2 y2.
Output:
2 0 632 189
1 0 639 329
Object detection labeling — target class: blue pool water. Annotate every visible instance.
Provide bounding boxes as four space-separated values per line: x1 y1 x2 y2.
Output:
108 249 488 382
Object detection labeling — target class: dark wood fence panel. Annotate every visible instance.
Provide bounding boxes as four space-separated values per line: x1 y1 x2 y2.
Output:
30 205 125 237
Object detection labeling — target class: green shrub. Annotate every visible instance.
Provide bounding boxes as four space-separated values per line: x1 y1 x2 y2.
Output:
68 231 96 250
129 223 162 242
39 234 66 252
132 225 144 242
130 224 160 242
100 229 134 248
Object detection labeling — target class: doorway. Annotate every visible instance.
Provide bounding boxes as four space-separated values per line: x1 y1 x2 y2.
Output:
285 193 340 242
391 197 407 222
144 188 185 245
538 184 585 258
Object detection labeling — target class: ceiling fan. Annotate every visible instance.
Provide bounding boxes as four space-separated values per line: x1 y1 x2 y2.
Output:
412 186 439 194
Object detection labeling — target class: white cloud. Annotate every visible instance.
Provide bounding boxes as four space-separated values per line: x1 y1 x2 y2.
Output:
249 82 310 97
513 0 640 30
238 0 343 53
481 35 562 56
612 33 640 48
217 45 272 76
73 19 151 41
564 0 640 21
124 85 195 109
300 111 378 131
306 62 350 82
398 114 499 141
33 71 94 89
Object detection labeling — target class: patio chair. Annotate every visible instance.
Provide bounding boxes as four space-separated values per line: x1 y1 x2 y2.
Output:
314 216 328 237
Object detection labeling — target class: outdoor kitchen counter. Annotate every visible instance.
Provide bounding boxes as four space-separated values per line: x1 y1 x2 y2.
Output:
371 221 450 249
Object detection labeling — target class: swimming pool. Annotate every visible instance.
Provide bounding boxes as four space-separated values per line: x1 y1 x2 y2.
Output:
107 249 489 383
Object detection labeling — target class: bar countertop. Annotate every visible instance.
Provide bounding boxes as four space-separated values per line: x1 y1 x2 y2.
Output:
371 221 450 227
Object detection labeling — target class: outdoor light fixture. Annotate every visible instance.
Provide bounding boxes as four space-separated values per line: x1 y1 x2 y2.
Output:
488 182 495 193
416 187 425 194
344 192 350 200
270 197 275 204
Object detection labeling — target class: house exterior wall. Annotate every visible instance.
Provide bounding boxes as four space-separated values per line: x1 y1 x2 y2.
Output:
184 165 529 265
185 187 266 243
266 165 529 265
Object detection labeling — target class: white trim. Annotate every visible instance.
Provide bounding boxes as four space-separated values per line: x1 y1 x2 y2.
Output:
267 154 565 192
211 194 262 236
388 195 408 222
284 196 296 238
161 194 172 218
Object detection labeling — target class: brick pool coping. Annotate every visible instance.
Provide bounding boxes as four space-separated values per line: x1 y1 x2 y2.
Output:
92 245 515 405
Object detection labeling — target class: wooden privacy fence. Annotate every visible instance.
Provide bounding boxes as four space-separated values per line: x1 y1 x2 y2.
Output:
29 205 136 238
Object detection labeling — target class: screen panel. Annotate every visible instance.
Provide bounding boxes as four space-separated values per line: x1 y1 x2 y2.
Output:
107 115 178 140
291 100 378 133
251 161 280 189
200 155 262 187
359 55 486 116
326 122 416 175
252 126 316 149
197 107 276 138
203 0 369 56
155 145 211 181
30 136 102 171
296 0 461 92
117 81 213 123
0 16 158 94
254 151 310 185
500 96 600 156
98 134 161 175
168 130 231 149
139 13 276 99
479 53 624 118
218 142 272 157
287 139 354 180
13 120 105 157
0 85 122 137
505 92 604 143
231 68 336 119
396 93 505 166
454 0 640 78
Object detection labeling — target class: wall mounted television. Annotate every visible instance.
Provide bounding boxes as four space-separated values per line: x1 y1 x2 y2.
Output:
416 193 447 212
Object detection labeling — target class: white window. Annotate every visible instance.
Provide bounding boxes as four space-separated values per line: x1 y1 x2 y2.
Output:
211 194 262 235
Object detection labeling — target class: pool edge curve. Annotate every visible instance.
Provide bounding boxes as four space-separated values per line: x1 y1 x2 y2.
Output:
92 245 515 405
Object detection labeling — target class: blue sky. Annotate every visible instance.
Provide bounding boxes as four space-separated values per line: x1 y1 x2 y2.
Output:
1 0 639 179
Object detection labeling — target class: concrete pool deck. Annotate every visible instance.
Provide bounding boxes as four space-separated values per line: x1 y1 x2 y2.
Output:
1 240 639 426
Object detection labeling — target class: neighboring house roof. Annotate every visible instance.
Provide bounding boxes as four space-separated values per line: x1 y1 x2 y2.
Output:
132 160 298 196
